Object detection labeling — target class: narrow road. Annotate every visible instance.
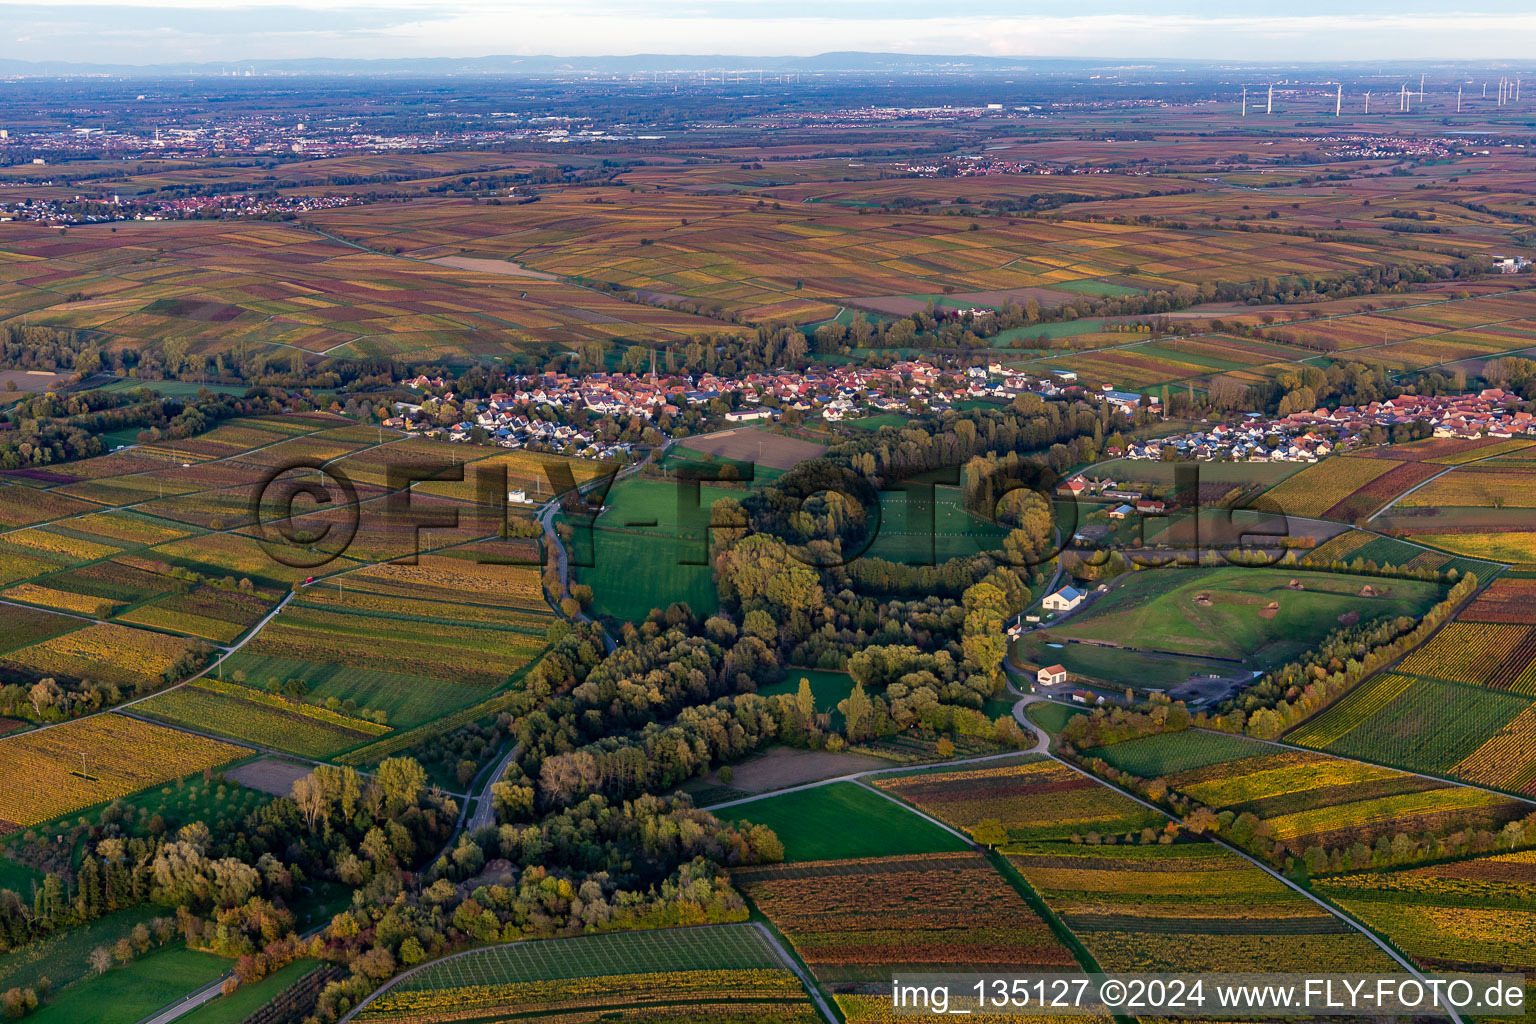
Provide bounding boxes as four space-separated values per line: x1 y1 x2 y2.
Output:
136 976 228 1024
466 742 521 832
537 443 667 655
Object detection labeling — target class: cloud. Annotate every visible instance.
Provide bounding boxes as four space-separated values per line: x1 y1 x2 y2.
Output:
0 2 1534 62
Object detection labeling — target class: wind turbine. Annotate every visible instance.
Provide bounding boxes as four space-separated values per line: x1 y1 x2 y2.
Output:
1336 83 1342 117
1241 86 1247 116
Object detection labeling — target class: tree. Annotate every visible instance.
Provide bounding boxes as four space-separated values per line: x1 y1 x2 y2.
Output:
841 683 875 743
88 947 112 976
376 757 428 814
27 678 62 718
972 818 1006 849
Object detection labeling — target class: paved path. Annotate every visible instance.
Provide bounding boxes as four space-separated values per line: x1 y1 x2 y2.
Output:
466 742 521 832
136 976 229 1024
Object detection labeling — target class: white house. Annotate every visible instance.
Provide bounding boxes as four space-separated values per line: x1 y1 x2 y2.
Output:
1037 664 1068 687
1042 586 1084 613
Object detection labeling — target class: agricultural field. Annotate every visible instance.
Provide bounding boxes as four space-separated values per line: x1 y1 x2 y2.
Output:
1011 840 1398 974
1288 576 1536 792
569 476 744 620
717 782 969 862
1255 456 1415 520
1157 746 1528 855
1300 528 1495 578
567 473 998 621
1 621 209 692
0 714 245 830
734 851 1079 982
1043 566 1444 670
1083 730 1275 777
871 757 1165 842
136 678 390 759
307 188 1438 328
1312 849 1536 972
1400 464 1536 509
13 75 1536 1024
27 946 230 1024
237 599 544 702
0 218 736 366
356 924 821 1024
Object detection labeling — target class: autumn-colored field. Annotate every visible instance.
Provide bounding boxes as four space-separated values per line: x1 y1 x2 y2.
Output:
0 714 244 830
734 852 1078 983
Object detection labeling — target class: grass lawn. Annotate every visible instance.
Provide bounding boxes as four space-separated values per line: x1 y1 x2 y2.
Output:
0 855 41 895
571 477 743 621
864 485 1007 564
178 958 318 1024
1084 729 1273 776
1016 634 1225 691
1049 566 1445 669
758 670 856 729
1024 701 1087 735
716 781 969 861
844 412 911 431
30 946 228 1024
992 319 1107 343
0 905 164 995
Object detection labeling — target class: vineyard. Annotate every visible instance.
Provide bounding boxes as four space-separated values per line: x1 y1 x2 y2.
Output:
1009 840 1398 973
733 852 1078 983
1082 730 1273 777
1399 465 1536 509
1255 457 1401 519
358 924 820 1024
2 622 208 691
1162 748 1526 853
1288 574 1536 790
0 714 245 830
1312 849 1536 972
871 758 1165 841
137 679 389 759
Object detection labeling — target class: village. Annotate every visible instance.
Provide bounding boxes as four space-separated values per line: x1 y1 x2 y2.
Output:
388 357 1536 468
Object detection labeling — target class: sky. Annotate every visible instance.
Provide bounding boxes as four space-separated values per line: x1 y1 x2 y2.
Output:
3 1 1536 65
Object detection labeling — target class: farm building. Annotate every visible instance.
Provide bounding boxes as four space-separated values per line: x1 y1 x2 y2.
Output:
1042 586 1084 613
1037 664 1068 687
